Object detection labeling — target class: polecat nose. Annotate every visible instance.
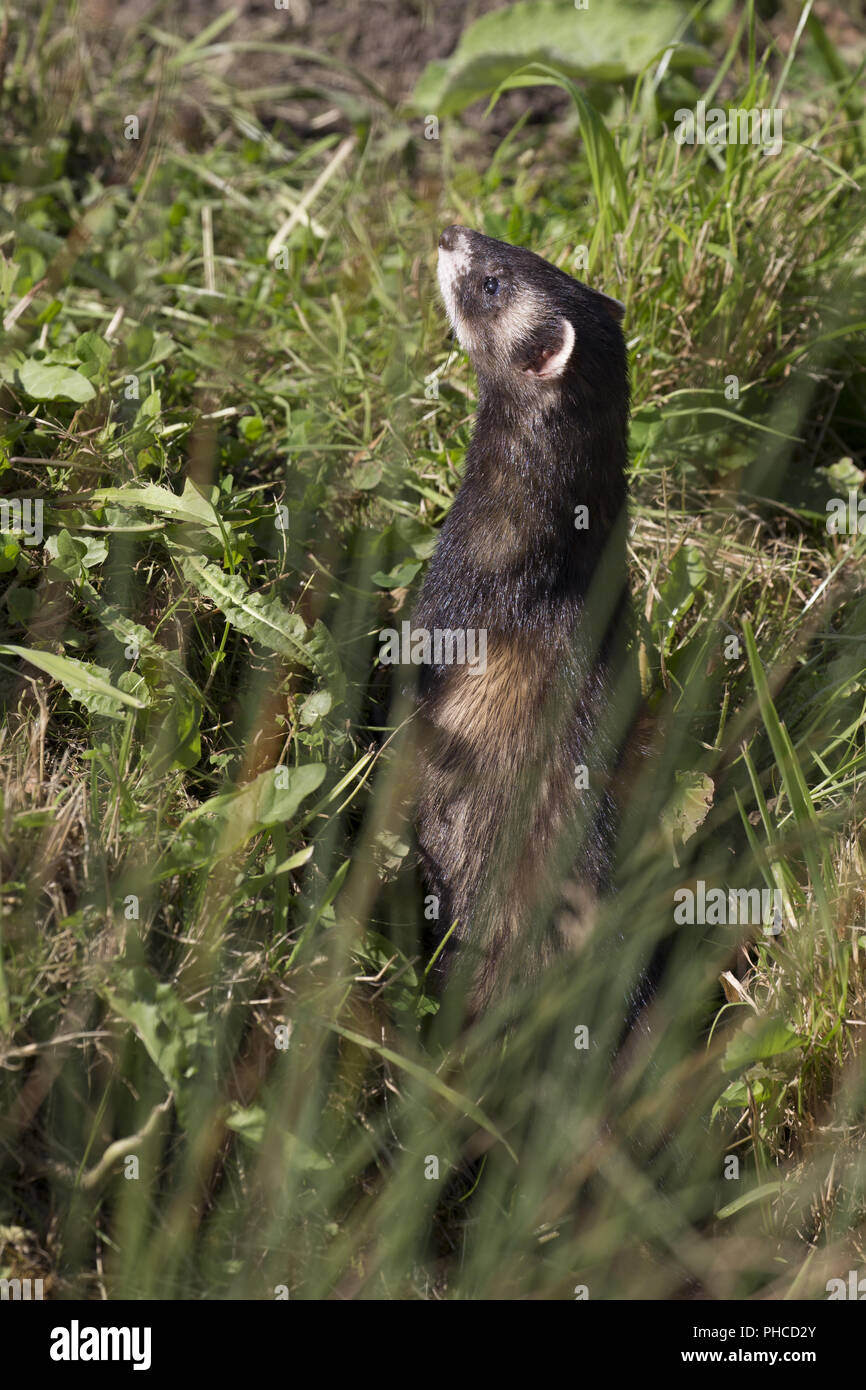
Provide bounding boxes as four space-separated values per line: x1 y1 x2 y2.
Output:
439 225 462 251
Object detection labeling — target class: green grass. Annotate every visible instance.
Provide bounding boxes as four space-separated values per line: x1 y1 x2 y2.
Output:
1 0 866 1299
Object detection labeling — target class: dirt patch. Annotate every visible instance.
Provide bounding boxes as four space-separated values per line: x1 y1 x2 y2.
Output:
81 0 569 136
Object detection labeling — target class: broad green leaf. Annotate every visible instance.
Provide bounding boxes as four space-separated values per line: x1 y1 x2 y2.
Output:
78 578 199 697
299 688 333 725
711 1077 773 1118
91 479 221 530
135 389 162 426
17 359 96 403
225 1105 333 1169
239 414 265 442
179 554 345 701
74 331 112 368
410 0 708 116
723 1019 802 1073
0 537 20 573
662 772 714 845
354 459 383 490
102 966 212 1128
167 764 326 868
0 643 147 716
224 1104 267 1147
45 529 108 579
75 579 203 769
654 544 707 653
371 560 422 588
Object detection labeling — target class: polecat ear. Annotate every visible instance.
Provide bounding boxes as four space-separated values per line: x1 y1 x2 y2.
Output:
521 316 575 379
596 291 625 324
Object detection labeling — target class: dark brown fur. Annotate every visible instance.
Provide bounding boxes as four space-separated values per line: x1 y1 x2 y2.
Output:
413 226 632 1012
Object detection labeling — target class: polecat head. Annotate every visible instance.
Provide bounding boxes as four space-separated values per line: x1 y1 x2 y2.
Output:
437 224 625 397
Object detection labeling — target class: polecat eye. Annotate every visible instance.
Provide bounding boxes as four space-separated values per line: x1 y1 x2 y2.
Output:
482 277 500 296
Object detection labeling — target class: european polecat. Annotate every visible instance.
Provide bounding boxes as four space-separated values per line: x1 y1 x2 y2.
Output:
413 225 632 1014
